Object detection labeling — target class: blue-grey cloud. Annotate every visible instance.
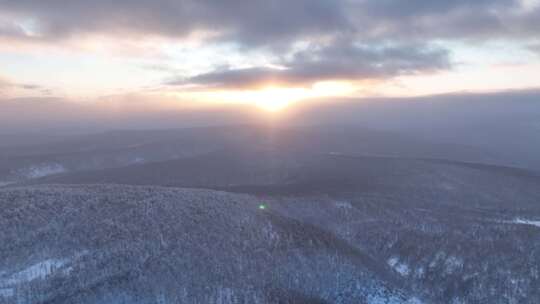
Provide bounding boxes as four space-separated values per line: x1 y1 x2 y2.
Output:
529 44 540 56
360 0 515 18
0 0 538 46
0 0 350 47
170 41 450 88
1 0 538 91
350 0 539 41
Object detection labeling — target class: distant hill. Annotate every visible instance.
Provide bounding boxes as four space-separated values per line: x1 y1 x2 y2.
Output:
1 124 506 185
25 149 540 201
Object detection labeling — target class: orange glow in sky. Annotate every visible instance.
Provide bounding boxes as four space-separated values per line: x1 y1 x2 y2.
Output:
172 81 357 111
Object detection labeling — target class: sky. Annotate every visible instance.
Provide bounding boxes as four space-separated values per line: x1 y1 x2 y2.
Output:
0 0 539 111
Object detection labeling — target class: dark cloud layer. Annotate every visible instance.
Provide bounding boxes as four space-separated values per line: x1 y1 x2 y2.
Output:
1 0 537 44
0 0 349 46
1 0 538 90
172 42 450 88
358 0 516 21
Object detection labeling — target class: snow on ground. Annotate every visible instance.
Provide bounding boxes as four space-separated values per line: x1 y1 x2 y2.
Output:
513 218 540 228
429 251 446 269
1 258 69 287
130 157 145 164
387 257 410 276
335 201 353 209
451 298 466 304
395 263 411 276
444 256 464 275
439 182 456 191
328 152 345 156
414 266 426 279
261 222 280 243
368 293 423 304
17 163 66 179
0 288 14 298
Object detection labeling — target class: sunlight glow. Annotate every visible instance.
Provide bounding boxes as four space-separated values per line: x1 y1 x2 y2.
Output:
182 81 357 111
256 81 356 111
253 87 310 111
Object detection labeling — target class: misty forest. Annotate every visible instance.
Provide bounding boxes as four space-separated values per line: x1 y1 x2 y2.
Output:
1 93 540 303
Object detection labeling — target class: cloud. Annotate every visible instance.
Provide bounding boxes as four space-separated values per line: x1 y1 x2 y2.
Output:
0 0 538 47
1 0 538 95
170 41 450 88
0 75 50 96
19 83 41 90
0 20 28 38
359 0 515 18
0 0 349 48
347 0 540 41
528 43 540 56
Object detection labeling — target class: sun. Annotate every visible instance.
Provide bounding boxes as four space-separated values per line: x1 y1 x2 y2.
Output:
253 82 356 111
178 81 356 111
192 86 311 111
253 87 310 111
